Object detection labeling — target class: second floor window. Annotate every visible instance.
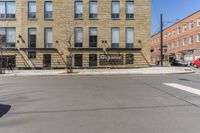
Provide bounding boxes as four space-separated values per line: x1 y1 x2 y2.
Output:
183 24 187 32
0 28 16 48
126 28 134 48
75 1 83 19
89 28 97 47
111 28 119 48
0 2 16 19
198 18 200 27
177 27 181 35
189 21 194 30
126 1 134 19
197 33 200 42
89 1 97 19
28 28 36 48
45 1 53 19
74 27 83 47
183 38 186 45
189 36 193 44
28 2 36 19
111 1 120 19
45 28 53 48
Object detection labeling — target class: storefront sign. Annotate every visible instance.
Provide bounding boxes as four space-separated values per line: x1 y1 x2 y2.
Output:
99 54 124 65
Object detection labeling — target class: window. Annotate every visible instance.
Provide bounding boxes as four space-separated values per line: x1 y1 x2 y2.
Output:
177 40 180 47
172 42 175 48
183 24 187 32
111 28 119 48
43 54 51 68
126 54 134 64
168 32 171 37
44 1 53 19
89 28 97 47
168 44 170 49
75 1 83 19
172 30 176 36
126 28 134 48
183 38 186 46
0 28 16 47
189 21 194 30
28 1 36 19
45 28 52 48
28 51 36 59
89 54 97 67
177 27 181 35
197 33 200 42
197 18 200 26
126 1 134 19
74 27 83 47
111 1 120 19
28 28 36 48
189 36 193 44
89 1 97 19
74 54 82 67
0 2 16 19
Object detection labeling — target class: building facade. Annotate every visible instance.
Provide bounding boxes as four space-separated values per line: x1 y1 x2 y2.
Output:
0 0 151 69
151 10 200 65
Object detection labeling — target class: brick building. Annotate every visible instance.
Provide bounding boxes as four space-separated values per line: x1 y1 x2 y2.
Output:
151 10 200 65
0 0 151 69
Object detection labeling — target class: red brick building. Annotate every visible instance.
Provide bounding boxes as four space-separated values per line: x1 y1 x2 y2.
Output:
151 10 200 65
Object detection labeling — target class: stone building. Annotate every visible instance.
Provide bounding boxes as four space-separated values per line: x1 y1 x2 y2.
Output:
0 0 151 69
151 10 200 65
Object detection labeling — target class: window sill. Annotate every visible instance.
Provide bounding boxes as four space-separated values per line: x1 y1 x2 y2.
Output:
74 18 83 20
28 18 37 21
126 18 135 20
0 18 16 21
112 18 120 20
89 18 99 20
44 19 54 21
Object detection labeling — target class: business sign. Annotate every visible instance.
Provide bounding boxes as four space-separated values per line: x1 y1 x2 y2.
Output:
99 54 124 65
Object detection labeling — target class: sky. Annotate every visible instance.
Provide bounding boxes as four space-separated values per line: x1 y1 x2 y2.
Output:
151 0 200 35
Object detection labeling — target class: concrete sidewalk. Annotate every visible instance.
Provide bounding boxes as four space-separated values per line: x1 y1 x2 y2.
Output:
0 67 194 76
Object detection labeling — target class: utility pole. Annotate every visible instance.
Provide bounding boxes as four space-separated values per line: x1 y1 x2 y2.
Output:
160 14 163 67
0 37 2 74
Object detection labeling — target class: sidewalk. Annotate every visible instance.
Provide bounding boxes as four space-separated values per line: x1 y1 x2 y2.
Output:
0 67 194 77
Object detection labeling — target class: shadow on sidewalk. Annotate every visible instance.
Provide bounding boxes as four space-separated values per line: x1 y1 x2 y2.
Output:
0 104 11 117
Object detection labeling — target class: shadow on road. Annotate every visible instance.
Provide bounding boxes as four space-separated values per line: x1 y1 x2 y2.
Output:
179 78 200 84
0 104 11 117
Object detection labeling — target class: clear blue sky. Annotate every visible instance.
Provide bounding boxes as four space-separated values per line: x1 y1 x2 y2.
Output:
151 0 200 35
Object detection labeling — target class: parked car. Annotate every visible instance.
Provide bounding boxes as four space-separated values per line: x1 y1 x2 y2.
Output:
193 58 200 68
171 59 188 67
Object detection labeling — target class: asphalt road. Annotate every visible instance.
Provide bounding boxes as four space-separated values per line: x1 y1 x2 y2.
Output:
0 72 200 133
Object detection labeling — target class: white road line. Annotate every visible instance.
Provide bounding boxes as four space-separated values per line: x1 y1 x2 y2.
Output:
164 83 200 96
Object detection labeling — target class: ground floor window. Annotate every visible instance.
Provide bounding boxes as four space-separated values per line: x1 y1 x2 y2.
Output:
126 54 134 64
74 54 82 67
43 54 51 68
28 51 36 59
89 54 97 67
0 55 16 68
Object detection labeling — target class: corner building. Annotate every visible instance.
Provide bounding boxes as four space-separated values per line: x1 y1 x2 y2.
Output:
151 10 200 65
0 0 151 69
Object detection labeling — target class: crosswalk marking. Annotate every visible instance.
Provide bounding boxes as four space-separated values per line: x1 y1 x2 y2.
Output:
164 83 200 96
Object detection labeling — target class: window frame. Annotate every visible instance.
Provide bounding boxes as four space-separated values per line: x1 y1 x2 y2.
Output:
89 1 98 19
74 27 83 47
0 1 16 19
44 1 53 20
126 1 134 19
74 1 83 19
28 1 37 20
111 1 120 20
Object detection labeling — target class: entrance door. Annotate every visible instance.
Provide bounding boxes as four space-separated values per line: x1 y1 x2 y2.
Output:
43 54 51 68
89 54 97 67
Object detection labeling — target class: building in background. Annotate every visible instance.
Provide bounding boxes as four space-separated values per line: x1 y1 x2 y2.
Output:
0 0 151 69
151 10 200 65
